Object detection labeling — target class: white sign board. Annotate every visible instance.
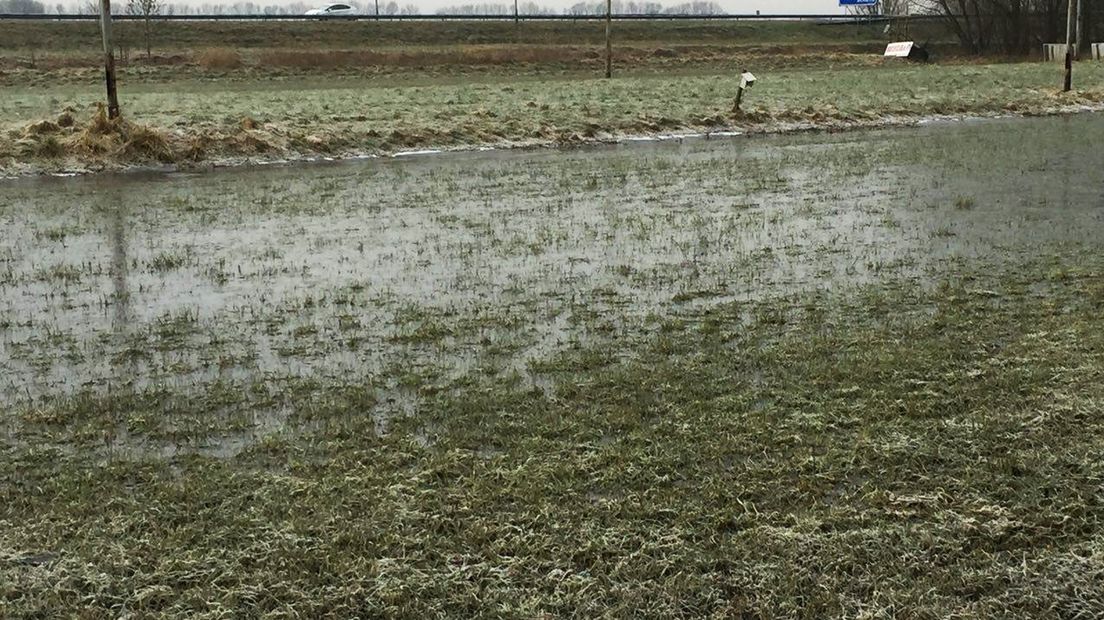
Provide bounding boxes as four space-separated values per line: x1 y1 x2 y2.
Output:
884 42 914 58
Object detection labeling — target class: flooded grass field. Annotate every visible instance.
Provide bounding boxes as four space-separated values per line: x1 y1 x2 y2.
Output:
2 114 1104 616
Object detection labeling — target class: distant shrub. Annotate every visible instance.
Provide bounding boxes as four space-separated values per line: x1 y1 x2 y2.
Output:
195 47 242 70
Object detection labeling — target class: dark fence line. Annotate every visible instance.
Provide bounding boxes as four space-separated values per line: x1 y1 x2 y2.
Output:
0 12 923 22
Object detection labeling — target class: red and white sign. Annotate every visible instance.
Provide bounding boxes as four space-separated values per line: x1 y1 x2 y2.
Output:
884 42 915 58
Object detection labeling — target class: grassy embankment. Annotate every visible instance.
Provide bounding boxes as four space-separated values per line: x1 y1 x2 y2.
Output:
3 18 1101 174
3 61 1101 175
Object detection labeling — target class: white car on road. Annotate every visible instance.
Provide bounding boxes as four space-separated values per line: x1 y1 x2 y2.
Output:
306 3 359 17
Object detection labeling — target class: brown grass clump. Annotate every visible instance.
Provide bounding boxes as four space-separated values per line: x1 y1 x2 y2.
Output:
15 135 64 158
118 123 174 161
195 47 243 70
22 119 60 137
14 105 177 164
64 104 123 155
84 103 117 135
74 106 174 162
5 105 308 171
179 135 209 161
56 109 76 128
228 130 278 154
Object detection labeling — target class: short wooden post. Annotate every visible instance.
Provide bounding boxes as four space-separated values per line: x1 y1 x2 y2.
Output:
100 0 120 119
733 70 754 113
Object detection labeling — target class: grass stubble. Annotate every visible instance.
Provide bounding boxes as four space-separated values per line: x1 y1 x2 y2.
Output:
4 271 1104 617
2 114 1104 616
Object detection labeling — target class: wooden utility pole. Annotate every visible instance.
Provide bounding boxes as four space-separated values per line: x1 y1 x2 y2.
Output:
514 0 518 24
604 0 612 78
1064 0 1075 91
903 0 910 39
100 0 120 119
1075 0 1083 58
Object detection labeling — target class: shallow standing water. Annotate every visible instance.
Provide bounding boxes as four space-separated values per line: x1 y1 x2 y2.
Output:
1 113 1102 453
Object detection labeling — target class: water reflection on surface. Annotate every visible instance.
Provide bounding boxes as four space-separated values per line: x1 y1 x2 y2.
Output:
1 113 1102 411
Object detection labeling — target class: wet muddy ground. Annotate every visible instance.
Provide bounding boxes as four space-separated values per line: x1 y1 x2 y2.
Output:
2 113 1102 455
4 113 1104 617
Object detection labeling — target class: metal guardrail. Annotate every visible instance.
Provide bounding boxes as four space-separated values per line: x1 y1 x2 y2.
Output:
0 12 905 22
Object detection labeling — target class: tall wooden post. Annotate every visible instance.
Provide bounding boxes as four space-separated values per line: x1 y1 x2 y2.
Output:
1075 0 1083 58
100 0 120 118
903 0 910 39
514 0 518 24
604 0 612 79
1064 0 1075 91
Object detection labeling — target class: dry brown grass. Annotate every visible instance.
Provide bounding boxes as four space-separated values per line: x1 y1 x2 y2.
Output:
118 123 174 161
12 105 176 164
256 45 588 69
208 43 883 73
195 47 242 70
21 119 60 136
